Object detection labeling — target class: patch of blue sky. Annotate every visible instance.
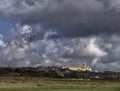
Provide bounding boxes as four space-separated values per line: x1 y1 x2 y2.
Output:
0 20 14 35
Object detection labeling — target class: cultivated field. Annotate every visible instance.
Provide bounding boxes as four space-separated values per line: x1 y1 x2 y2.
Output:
0 77 119 91
0 87 120 91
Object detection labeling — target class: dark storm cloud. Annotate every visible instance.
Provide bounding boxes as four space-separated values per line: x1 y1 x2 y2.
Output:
0 0 120 71
1 0 120 38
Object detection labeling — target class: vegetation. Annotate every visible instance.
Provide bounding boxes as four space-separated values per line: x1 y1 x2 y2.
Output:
0 87 120 91
0 67 119 90
0 77 119 88
0 67 120 80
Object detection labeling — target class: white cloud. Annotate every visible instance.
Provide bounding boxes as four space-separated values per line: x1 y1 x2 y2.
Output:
0 40 6 47
20 25 32 34
86 38 107 57
63 37 107 58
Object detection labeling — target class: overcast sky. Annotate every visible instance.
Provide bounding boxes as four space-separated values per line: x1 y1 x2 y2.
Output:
0 0 120 71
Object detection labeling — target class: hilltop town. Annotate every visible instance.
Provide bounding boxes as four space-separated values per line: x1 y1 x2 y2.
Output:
62 63 93 72
0 64 119 80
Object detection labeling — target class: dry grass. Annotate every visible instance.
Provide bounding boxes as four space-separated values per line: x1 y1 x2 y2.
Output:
0 77 119 89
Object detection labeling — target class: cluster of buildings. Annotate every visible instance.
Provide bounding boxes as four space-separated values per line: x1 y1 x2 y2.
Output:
62 63 93 72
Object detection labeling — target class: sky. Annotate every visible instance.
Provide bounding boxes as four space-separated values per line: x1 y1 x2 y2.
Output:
0 0 120 71
0 20 14 35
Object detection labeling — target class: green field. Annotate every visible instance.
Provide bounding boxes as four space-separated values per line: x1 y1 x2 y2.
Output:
0 77 119 91
0 87 120 91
